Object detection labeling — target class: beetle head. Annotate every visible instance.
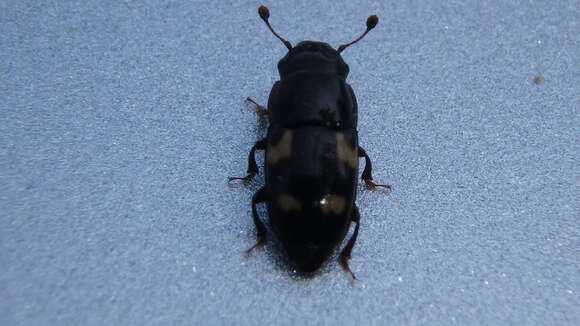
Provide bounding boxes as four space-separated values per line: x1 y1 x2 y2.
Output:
277 41 350 78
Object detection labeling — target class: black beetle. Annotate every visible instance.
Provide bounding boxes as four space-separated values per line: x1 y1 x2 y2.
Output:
230 6 390 280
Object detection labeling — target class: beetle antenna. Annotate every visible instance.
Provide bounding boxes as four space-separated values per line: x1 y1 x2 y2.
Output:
337 14 379 53
258 5 292 50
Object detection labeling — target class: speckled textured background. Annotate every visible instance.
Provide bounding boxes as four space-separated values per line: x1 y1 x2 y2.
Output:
1 0 578 325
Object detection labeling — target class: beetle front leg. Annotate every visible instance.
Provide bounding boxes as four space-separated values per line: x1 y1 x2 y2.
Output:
228 139 267 183
245 97 268 116
358 147 392 190
245 187 268 256
339 205 361 281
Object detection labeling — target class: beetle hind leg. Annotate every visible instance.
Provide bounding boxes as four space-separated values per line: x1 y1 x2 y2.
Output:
245 97 268 116
358 147 392 191
339 205 361 281
245 187 268 256
228 139 267 183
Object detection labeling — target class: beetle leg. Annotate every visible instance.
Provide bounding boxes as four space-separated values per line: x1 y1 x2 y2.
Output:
245 97 268 116
358 147 392 191
228 139 267 183
245 187 268 256
339 205 361 281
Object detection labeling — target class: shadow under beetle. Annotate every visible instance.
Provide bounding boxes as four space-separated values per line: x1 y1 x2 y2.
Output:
230 6 390 280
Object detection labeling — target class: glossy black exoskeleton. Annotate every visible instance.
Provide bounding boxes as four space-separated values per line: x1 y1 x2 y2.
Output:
230 6 390 280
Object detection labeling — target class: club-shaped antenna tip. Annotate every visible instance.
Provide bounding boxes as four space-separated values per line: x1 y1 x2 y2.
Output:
258 5 270 20
366 15 379 29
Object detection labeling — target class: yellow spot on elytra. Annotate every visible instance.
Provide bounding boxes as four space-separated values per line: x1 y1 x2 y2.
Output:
278 194 302 212
319 194 346 215
268 130 293 164
336 133 357 169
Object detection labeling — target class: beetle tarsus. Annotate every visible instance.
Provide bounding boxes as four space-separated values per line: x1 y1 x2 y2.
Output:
358 147 392 191
244 239 265 257
229 139 267 183
363 179 392 191
228 173 255 183
339 206 361 281
246 187 268 256
340 257 358 283
245 97 268 116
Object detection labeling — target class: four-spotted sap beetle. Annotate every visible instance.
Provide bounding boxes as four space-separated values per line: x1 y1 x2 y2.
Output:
230 6 391 280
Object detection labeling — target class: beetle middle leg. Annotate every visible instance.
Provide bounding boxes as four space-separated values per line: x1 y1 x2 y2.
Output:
245 187 268 256
358 147 392 190
339 205 361 281
228 138 267 183
245 97 268 117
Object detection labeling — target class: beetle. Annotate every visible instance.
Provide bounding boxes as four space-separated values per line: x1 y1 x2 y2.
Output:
230 6 390 280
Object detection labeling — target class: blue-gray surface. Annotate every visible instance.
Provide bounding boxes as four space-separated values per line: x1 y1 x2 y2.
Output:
1 0 578 325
